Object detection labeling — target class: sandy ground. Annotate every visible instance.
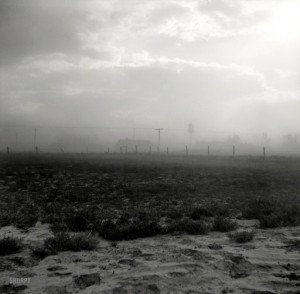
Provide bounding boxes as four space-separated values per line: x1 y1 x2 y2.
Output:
0 220 299 294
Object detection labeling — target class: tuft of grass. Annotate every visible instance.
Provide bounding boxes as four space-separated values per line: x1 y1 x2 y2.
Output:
212 216 237 232
228 230 255 243
167 217 211 235
0 235 23 256
190 206 210 220
259 213 282 229
243 197 277 219
166 208 183 220
190 202 230 220
0 213 15 228
243 197 300 229
259 205 300 229
243 198 300 229
98 219 163 241
43 232 98 253
31 246 53 260
14 204 39 229
64 212 89 232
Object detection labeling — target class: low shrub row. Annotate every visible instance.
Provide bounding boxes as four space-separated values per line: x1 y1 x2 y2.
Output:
243 197 300 228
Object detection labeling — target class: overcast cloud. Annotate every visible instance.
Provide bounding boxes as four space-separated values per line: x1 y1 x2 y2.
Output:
0 0 299 147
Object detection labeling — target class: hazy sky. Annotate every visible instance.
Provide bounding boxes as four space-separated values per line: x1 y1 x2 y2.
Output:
0 0 299 140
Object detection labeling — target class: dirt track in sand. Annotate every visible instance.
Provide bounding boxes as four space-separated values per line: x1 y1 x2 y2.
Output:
0 220 299 294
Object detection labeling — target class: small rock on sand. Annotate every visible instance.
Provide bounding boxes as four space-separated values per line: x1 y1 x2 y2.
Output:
147 284 160 293
208 243 222 250
227 255 253 279
73 273 101 289
118 258 137 267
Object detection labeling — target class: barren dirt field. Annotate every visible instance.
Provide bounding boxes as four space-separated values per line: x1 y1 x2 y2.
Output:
0 154 299 293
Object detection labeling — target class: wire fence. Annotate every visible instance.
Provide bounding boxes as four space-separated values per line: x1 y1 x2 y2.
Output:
0 125 299 157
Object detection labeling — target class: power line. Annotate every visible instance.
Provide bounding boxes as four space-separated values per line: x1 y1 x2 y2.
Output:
0 125 155 130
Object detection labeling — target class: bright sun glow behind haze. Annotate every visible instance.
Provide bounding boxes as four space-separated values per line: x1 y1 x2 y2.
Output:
0 0 300 140
265 2 300 41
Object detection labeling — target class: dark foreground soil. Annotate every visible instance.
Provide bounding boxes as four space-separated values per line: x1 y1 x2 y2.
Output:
0 154 299 293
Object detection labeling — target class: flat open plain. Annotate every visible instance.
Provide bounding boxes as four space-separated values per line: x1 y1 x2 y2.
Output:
0 154 299 293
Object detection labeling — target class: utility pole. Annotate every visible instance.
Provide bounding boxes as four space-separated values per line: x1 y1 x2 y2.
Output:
155 128 163 152
34 128 37 150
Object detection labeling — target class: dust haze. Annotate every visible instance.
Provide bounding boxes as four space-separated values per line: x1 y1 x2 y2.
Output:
1 2 300 293
0 0 299 154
